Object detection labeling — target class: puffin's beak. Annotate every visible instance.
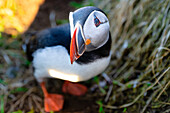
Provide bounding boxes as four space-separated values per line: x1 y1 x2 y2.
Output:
70 23 86 64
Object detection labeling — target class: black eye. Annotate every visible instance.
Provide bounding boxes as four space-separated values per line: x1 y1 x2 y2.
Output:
94 16 101 27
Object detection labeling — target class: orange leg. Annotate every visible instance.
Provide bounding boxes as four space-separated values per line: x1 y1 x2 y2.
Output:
40 82 64 112
62 81 87 96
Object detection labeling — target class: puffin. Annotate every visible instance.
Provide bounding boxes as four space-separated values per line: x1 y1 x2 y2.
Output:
26 6 112 112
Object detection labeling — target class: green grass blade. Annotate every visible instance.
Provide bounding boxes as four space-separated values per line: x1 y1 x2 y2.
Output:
0 95 4 113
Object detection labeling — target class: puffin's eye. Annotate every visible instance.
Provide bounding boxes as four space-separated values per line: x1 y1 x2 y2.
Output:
94 16 101 27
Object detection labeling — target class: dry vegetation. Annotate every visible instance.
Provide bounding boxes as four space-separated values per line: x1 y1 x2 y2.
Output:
0 0 169 113
96 0 170 112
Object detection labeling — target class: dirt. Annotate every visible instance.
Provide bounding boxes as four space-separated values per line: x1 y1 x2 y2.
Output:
25 0 100 113
29 0 78 31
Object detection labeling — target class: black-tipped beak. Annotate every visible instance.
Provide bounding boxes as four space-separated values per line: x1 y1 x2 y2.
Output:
70 23 86 64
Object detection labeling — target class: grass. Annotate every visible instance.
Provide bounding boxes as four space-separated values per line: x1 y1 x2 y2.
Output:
56 19 69 25
0 0 169 112
69 0 94 9
96 101 105 113
0 79 7 85
95 0 170 112
10 87 28 94
0 95 4 113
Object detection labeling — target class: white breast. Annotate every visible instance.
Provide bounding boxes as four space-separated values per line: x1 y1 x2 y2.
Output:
33 46 111 82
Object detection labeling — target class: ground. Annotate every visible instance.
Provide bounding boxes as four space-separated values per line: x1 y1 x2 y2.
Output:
1 0 105 113
1 0 169 113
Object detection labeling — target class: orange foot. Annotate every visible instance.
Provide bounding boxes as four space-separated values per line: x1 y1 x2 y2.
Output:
62 81 87 96
41 82 64 112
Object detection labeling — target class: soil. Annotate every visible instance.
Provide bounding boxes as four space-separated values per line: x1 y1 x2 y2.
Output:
26 0 100 113
29 0 77 31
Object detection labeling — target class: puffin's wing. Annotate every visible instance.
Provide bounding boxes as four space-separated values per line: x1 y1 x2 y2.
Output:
26 23 71 61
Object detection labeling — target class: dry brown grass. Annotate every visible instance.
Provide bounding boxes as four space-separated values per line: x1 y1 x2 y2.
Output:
0 0 169 113
96 0 170 112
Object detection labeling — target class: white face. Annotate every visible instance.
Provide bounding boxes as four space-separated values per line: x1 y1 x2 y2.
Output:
83 10 110 51
69 10 110 52
69 12 74 38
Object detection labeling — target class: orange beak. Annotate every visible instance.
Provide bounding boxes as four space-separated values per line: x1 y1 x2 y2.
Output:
70 27 80 64
70 23 90 64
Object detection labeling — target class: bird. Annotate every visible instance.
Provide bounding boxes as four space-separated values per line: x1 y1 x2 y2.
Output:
26 6 112 112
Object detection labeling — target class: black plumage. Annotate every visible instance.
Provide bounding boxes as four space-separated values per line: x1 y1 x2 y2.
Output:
26 24 71 61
